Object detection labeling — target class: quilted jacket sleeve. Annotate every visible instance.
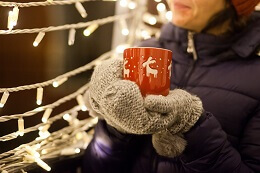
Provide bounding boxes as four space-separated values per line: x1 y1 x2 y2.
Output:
239 105 260 172
82 120 142 173
178 111 258 173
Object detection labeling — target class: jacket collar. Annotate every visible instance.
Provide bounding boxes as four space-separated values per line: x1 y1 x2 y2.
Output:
159 13 260 65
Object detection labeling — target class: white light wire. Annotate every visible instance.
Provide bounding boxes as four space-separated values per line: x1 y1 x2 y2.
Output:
0 51 112 125
0 51 112 93
0 117 97 172
0 0 115 8
0 12 135 35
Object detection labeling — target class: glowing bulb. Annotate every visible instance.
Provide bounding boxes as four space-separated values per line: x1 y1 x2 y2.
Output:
34 107 44 112
68 28 76 46
76 95 87 111
116 44 129 54
63 113 71 121
120 0 128 7
33 32 45 47
52 77 68 88
81 105 87 111
36 87 43 105
154 0 161 2
0 91 9 108
18 117 24 136
76 132 83 140
148 17 157 25
41 149 48 155
42 108 52 123
25 146 40 158
166 11 173 21
7 11 14 30
157 3 166 12
35 144 41 149
75 148 80 154
39 131 50 139
83 24 99 36
35 157 51 171
128 1 136 9
12 6 19 26
38 124 50 132
122 28 129 36
141 30 151 40
75 2 87 18
119 19 129 36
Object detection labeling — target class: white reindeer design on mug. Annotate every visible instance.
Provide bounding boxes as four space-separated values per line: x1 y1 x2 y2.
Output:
123 60 130 78
168 61 172 78
142 56 158 78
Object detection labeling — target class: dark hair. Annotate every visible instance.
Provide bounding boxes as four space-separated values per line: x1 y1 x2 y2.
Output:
202 0 249 34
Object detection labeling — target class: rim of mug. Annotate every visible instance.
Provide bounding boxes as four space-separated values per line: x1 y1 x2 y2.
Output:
124 47 172 53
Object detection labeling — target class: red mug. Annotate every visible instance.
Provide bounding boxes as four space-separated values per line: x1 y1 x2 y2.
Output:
123 47 172 96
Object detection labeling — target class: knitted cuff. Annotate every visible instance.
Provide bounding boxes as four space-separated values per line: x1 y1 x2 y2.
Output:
152 131 187 158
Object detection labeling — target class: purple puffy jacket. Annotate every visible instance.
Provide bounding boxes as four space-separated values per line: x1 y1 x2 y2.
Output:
83 13 260 173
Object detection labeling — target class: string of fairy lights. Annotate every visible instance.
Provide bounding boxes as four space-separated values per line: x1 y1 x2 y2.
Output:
0 0 173 172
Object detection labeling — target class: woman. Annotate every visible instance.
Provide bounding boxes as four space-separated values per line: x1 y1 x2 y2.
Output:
83 0 260 172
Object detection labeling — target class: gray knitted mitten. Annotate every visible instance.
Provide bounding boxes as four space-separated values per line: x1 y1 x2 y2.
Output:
86 58 203 157
144 90 203 157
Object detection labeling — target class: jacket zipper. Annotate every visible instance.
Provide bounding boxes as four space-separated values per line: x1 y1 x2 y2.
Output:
179 31 198 87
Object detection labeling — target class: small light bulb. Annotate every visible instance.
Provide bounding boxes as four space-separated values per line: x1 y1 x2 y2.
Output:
42 108 52 123
154 0 161 2
25 146 40 158
38 124 50 132
148 17 157 25
128 1 136 9
36 87 43 105
81 105 88 112
119 19 129 36
76 95 87 111
141 30 151 40
52 81 58 87
83 24 99 36
41 149 48 155
166 11 173 21
34 107 44 112
68 28 76 46
0 91 9 108
116 44 129 54
63 113 71 121
75 2 87 18
122 28 129 36
157 3 166 12
35 157 51 171
7 11 14 30
75 148 80 154
52 77 68 88
33 32 45 47
120 0 128 7
18 117 24 136
12 6 19 26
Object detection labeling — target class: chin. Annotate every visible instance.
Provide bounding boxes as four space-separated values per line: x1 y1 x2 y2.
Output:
172 18 189 29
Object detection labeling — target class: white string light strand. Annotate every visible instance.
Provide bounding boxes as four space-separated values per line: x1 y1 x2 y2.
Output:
0 12 135 35
0 118 97 172
0 117 95 161
0 105 81 141
0 0 115 8
0 82 89 129
0 51 112 93
0 52 112 125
